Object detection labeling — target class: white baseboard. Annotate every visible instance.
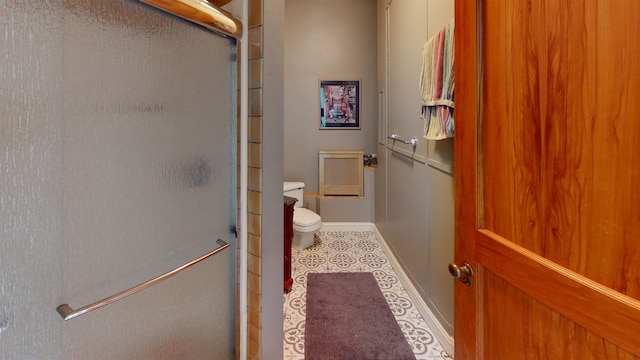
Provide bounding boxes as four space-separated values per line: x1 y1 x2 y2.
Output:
320 222 375 232
319 222 455 356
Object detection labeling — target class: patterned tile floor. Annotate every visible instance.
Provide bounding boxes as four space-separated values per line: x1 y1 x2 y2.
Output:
283 230 453 359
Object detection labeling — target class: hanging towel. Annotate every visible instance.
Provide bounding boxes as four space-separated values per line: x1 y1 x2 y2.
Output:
420 19 455 140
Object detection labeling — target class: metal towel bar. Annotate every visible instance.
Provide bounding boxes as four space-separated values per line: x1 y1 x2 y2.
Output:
387 133 418 151
56 239 230 321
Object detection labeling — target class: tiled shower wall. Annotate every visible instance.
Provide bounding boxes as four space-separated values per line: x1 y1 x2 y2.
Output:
238 0 265 359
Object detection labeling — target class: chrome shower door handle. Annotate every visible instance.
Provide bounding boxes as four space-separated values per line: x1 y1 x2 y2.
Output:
57 239 230 321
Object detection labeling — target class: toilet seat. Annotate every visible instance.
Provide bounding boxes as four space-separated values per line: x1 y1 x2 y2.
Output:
293 207 322 231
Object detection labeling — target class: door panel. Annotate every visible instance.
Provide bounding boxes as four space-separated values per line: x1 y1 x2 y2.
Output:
482 0 640 293
61 2 236 358
483 271 638 360
455 0 640 358
0 1 236 359
477 232 640 356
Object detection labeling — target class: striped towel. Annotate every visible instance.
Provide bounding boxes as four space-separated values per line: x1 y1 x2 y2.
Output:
420 19 455 140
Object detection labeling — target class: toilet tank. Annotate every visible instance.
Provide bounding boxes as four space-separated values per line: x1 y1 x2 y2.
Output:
283 181 304 207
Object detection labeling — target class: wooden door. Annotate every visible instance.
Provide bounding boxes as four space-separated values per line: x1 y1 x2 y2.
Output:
454 0 640 358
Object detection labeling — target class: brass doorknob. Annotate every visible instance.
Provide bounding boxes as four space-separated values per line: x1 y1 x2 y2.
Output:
449 262 474 286
448 262 473 278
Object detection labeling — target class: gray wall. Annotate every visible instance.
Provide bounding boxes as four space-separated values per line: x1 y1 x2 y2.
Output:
377 0 455 338
284 0 455 342
261 0 286 358
284 0 378 192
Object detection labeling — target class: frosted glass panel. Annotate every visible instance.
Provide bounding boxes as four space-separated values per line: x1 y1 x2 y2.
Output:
1 2 66 359
1 0 235 359
0 0 236 360
62 1 236 358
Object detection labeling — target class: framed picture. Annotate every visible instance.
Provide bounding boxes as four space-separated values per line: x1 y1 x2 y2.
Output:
319 79 360 129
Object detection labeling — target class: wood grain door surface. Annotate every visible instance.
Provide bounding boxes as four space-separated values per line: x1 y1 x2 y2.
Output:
454 0 640 358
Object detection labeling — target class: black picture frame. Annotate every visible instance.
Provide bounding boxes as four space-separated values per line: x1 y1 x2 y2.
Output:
319 79 361 129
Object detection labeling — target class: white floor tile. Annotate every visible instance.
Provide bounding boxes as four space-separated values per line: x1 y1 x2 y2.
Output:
283 230 453 359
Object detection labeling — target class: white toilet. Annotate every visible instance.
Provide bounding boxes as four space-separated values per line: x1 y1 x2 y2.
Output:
283 181 322 249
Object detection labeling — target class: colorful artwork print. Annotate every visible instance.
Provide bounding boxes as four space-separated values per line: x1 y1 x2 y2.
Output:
319 80 360 129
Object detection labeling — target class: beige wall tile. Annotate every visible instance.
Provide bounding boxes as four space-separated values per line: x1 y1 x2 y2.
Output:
248 0 263 27
249 305 262 329
248 212 261 236
249 323 261 343
248 272 262 294
248 339 260 358
248 26 263 58
248 232 262 255
248 288 261 310
248 252 262 276
248 88 263 117
248 190 262 214
248 167 262 191
248 142 262 168
248 116 262 143
249 58 263 89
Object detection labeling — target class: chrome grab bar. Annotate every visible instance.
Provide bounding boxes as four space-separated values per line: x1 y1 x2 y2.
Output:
57 239 230 321
387 133 418 151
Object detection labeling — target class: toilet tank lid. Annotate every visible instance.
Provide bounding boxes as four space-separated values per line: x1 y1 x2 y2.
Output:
284 181 305 191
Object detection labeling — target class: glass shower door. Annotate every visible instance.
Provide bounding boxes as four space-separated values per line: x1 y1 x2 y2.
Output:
59 2 236 358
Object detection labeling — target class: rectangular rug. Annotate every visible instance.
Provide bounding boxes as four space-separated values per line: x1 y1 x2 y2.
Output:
305 272 416 360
